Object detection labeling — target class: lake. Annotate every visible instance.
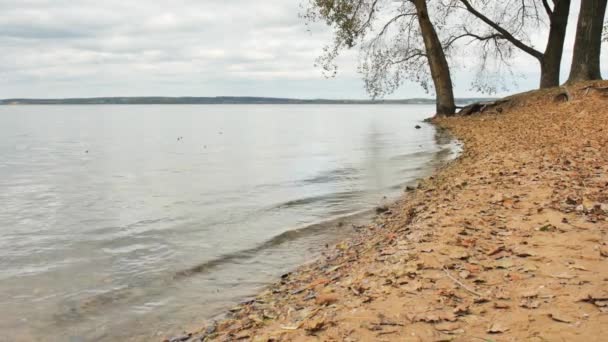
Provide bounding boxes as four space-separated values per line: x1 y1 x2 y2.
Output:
0 104 456 341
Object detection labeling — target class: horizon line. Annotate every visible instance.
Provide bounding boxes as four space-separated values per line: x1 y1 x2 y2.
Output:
1 95 494 101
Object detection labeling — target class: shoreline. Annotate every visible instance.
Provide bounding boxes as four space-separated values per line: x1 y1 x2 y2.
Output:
170 122 464 342
180 82 607 341
160 118 463 339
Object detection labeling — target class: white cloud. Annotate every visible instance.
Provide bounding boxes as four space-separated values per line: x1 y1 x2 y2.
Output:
0 0 603 99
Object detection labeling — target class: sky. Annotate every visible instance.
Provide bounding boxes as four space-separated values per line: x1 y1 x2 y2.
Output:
0 0 604 99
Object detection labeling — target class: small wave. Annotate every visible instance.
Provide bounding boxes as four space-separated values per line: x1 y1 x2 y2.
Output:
89 216 183 240
397 165 426 175
300 167 359 184
389 150 436 161
269 190 364 211
173 208 371 279
54 209 372 322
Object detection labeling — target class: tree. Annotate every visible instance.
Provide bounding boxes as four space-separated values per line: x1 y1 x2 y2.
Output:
303 0 456 115
457 0 571 88
413 0 455 114
567 0 607 83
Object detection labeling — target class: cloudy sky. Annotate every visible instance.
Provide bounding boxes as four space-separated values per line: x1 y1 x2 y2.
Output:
0 0 604 99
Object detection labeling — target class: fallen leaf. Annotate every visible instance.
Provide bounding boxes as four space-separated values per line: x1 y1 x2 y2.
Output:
513 249 533 257
235 332 251 340
459 270 471 279
521 263 538 273
465 263 481 273
453 304 470 316
538 224 557 232
496 259 515 269
519 299 540 309
412 311 457 323
549 312 573 323
568 264 589 271
487 245 506 256
315 294 338 306
434 322 462 332
376 330 398 336
304 318 326 333
494 289 510 300
281 325 300 330
449 249 471 260
521 290 539 298
494 301 510 309
487 322 509 334
508 273 523 281
577 289 608 303
553 273 576 279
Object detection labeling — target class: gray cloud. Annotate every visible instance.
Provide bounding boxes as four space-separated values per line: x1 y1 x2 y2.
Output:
0 0 602 99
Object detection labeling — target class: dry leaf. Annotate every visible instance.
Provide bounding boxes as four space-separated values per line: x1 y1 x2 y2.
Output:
520 299 540 309
280 325 300 330
487 322 509 334
521 290 539 298
459 270 471 279
568 264 589 271
315 294 338 306
304 318 326 333
494 301 510 309
496 259 515 269
487 245 506 256
553 273 576 279
453 304 470 316
549 312 573 323
434 322 462 332
413 311 457 323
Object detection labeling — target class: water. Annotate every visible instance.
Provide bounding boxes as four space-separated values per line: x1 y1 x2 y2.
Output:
0 104 455 341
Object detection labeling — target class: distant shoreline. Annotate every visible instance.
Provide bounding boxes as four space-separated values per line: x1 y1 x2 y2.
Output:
0 96 493 105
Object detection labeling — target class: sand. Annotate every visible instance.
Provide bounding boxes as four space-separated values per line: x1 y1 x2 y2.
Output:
184 82 608 342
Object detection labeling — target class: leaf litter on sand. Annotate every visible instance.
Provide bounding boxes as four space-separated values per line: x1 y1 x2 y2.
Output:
185 82 608 342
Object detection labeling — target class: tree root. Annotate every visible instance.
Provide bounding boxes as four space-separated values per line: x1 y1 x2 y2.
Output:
581 85 608 96
554 86 572 102
457 99 509 116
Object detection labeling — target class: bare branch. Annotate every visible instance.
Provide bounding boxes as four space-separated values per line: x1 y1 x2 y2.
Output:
542 0 553 16
459 0 543 60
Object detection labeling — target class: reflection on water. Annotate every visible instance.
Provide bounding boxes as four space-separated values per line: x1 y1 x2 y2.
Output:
0 104 455 341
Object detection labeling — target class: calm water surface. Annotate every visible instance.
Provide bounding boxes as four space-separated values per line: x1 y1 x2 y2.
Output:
0 105 456 341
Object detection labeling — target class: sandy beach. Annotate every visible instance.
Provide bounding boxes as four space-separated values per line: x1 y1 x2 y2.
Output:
180 82 608 341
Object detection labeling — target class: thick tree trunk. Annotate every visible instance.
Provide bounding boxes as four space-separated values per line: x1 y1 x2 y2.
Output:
413 0 455 116
567 0 607 83
540 0 571 88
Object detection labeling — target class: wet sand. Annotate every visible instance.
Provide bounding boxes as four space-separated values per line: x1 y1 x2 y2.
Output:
182 82 608 341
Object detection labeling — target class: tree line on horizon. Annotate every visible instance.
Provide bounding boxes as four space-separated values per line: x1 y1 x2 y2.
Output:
303 0 607 115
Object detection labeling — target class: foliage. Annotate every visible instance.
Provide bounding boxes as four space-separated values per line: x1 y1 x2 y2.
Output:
302 0 445 98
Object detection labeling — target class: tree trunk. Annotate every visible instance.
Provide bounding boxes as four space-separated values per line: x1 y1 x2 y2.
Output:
540 0 571 88
413 0 455 116
567 0 607 83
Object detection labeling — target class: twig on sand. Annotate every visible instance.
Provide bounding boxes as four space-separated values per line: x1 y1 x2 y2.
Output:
442 267 483 297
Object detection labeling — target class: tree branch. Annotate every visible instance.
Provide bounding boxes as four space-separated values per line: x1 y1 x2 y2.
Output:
542 0 553 16
375 12 415 40
357 0 381 34
459 0 543 60
445 29 504 49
